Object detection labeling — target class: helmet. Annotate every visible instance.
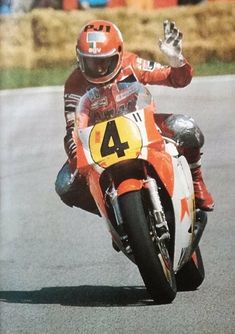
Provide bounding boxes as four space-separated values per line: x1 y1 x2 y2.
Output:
76 20 123 84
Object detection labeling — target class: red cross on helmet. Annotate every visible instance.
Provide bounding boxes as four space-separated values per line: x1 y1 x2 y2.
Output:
76 20 124 84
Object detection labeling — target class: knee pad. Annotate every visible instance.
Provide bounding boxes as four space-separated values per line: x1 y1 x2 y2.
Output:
55 162 100 215
163 114 204 148
55 162 73 196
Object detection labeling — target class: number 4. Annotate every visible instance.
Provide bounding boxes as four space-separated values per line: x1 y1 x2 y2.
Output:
101 120 129 158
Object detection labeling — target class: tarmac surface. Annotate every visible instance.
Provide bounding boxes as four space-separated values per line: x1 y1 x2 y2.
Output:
0 75 234 334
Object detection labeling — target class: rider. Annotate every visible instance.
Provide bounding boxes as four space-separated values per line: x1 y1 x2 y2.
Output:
55 19 214 214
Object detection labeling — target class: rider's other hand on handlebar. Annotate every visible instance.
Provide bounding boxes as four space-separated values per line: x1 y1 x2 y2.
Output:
158 20 185 68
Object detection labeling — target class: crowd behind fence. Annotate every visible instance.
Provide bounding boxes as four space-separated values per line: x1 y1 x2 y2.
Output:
0 0 208 15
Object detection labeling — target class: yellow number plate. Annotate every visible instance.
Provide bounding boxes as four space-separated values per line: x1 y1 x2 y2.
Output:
89 116 142 168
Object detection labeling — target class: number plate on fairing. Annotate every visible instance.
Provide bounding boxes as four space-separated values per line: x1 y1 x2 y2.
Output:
89 115 143 168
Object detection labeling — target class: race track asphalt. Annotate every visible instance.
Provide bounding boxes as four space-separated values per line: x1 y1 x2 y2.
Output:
0 75 234 334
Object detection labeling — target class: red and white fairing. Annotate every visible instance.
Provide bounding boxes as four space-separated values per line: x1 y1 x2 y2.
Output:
75 94 195 271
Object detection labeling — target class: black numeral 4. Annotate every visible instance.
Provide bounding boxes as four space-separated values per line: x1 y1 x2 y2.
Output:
101 120 129 158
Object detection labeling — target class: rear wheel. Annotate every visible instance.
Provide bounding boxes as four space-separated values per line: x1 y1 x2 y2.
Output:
119 190 176 304
176 246 205 291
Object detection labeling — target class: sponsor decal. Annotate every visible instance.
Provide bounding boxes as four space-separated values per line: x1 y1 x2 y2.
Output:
84 24 111 33
64 93 81 101
87 31 106 54
91 96 108 110
136 57 164 72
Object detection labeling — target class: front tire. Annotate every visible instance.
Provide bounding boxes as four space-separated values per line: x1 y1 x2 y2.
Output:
119 190 176 304
176 246 205 291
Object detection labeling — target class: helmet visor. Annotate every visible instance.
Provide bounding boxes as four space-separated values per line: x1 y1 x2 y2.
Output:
82 54 119 79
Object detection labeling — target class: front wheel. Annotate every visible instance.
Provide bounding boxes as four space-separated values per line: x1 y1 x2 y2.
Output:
119 190 176 304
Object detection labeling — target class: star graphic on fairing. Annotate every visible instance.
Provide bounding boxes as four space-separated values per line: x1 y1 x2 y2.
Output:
180 197 190 222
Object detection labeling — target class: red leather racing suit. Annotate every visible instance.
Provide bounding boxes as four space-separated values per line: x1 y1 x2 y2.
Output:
63 51 193 160
56 51 193 213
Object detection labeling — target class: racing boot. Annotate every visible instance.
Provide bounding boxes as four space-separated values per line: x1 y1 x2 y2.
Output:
184 148 214 211
190 164 214 211
156 113 214 211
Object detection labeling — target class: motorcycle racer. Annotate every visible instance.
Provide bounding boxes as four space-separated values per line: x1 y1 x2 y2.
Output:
55 19 214 214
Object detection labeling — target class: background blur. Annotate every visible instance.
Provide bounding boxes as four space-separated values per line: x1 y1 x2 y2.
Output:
0 0 235 88
1 0 224 13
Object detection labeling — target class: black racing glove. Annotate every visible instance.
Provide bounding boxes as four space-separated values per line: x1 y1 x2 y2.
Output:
64 127 77 160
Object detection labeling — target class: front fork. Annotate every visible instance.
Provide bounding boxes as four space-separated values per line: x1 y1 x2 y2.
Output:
106 184 132 254
106 176 170 251
144 177 170 241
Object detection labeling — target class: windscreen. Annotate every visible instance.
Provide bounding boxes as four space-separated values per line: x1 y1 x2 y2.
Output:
114 81 153 115
76 81 154 128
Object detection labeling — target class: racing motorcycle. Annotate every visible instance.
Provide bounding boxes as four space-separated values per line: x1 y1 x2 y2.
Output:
74 81 207 303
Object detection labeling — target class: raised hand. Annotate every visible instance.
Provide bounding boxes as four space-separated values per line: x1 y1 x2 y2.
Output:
159 20 185 68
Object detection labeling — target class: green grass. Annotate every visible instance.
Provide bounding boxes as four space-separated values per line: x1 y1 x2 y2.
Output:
194 60 235 77
0 61 235 90
0 66 74 90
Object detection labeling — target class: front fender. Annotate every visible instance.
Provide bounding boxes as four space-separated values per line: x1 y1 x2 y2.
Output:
117 179 144 197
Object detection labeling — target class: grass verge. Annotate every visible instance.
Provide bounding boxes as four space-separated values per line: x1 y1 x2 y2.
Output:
0 61 235 90
0 66 73 90
194 60 235 77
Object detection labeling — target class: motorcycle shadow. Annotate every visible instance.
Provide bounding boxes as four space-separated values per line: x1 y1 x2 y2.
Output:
0 285 156 307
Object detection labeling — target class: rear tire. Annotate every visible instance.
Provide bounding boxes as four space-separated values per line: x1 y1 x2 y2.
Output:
176 246 205 291
119 190 176 304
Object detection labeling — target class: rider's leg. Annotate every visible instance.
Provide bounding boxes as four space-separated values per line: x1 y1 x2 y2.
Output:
55 161 100 215
155 113 214 211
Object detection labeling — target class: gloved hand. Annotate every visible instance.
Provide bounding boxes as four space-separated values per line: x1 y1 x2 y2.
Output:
159 20 185 68
64 128 77 160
